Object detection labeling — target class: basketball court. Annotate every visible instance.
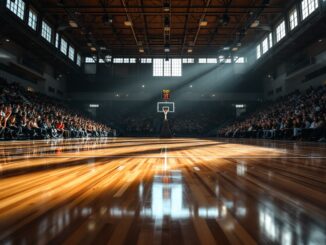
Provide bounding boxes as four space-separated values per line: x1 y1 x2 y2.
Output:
0 138 325 244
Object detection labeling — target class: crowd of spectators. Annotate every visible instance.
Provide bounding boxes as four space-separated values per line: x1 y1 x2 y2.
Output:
118 112 221 137
218 85 326 142
0 78 112 140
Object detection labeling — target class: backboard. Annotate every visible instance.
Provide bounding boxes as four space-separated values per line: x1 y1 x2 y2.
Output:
157 102 175 113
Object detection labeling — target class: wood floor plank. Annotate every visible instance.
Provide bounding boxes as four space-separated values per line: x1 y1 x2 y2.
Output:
0 138 325 244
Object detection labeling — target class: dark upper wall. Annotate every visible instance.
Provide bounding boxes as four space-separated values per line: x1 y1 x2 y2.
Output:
67 61 262 101
0 41 66 98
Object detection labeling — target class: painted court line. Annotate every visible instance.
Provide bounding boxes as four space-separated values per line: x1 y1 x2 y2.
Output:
2 155 326 159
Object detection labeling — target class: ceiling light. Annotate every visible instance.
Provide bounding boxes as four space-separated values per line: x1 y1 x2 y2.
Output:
142 84 145 88
124 20 132 26
187 48 193 53
5 38 10 42
102 14 113 25
164 26 171 31
223 46 230 50
189 85 193 88
163 2 170 12
199 19 208 27
250 20 260 28
232 47 238 51
68 20 78 28
90 47 97 52
221 13 230 26
139 47 145 53
164 44 170 53
87 42 92 47
164 16 170 31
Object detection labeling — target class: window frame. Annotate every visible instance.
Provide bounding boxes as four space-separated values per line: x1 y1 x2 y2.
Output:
41 20 52 43
257 44 261 59
68 45 75 61
60 38 68 55
275 20 286 43
28 8 38 30
289 7 298 30
6 0 25 20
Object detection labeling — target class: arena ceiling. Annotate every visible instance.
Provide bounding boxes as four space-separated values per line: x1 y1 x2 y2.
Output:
32 0 295 56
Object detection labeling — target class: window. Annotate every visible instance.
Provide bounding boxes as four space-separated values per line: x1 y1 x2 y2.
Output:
301 0 319 20
257 44 261 59
6 0 25 20
55 33 60 48
130 58 136 63
182 58 194 63
60 38 67 55
289 8 298 30
218 56 231 63
28 9 37 30
225 57 232 63
141 58 152 63
269 33 273 48
171 59 182 76
153 59 182 77
207 58 217 64
276 21 286 43
123 58 129 63
163 59 171 76
76 54 82 66
153 59 163 76
41 21 52 43
113 58 123 63
198 58 206 63
234 57 245 63
68 46 75 61
99 59 105 63
85 57 96 63
105 55 112 62
262 37 269 54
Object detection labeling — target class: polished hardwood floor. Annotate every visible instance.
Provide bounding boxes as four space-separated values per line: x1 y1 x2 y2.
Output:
0 138 325 245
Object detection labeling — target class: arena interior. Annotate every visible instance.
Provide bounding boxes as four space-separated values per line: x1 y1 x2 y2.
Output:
0 0 326 244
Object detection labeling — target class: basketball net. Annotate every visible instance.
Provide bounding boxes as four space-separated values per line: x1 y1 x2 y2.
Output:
163 107 169 120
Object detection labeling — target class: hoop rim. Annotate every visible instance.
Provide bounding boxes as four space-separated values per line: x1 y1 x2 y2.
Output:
163 106 170 112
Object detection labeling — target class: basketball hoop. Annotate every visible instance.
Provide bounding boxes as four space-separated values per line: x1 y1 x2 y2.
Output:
163 107 169 120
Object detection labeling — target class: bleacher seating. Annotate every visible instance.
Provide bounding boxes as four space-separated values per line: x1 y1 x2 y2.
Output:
0 77 112 140
218 85 326 142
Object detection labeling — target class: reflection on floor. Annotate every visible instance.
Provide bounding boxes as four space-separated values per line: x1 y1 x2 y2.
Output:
0 138 325 244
